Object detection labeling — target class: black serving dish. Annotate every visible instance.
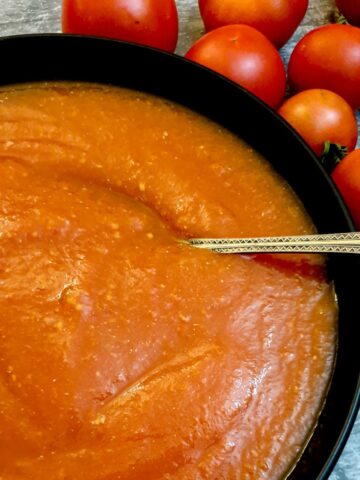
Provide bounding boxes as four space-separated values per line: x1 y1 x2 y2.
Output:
1 34 359 479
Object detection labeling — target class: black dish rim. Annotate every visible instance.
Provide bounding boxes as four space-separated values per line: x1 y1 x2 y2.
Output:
0 33 358 480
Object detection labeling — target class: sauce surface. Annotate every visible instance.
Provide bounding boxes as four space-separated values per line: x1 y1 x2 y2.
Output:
0 84 336 480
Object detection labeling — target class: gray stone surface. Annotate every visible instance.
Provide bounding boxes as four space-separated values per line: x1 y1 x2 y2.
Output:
0 0 358 478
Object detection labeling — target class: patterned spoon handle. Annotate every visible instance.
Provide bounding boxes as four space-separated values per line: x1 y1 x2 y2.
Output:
187 232 360 254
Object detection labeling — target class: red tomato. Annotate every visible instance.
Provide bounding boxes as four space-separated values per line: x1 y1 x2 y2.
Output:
333 149 360 228
288 24 360 109
278 89 358 157
185 25 286 108
62 0 178 53
198 0 308 48
336 0 360 26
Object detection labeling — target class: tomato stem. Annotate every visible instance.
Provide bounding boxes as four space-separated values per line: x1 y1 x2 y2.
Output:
320 141 348 174
333 9 349 25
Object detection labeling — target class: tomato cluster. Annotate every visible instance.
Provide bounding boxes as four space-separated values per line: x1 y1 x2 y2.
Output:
62 0 360 227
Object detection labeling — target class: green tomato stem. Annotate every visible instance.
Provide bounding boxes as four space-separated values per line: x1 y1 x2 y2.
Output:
320 141 348 174
333 9 349 25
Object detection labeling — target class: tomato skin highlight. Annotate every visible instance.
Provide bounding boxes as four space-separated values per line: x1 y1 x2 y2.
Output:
336 0 360 27
198 0 308 48
185 25 286 108
62 0 179 53
288 24 360 110
333 149 360 228
278 89 358 157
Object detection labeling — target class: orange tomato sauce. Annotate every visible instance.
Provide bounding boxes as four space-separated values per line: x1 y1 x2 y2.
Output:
0 84 336 479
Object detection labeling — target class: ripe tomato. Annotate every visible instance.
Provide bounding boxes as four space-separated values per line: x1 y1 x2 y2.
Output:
62 0 178 53
333 149 360 228
336 0 360 27
288 24 360 109
198 0 308 48
185 25 286 108
278 89 358 157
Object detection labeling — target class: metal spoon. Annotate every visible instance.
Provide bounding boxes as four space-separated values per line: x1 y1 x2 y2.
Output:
186 232 360 254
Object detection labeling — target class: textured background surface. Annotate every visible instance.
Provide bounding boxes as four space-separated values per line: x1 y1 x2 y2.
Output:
0 0 358 478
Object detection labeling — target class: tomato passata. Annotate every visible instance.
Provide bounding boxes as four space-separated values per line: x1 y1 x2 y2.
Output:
288 24 360 109
62 0 178 53
185 25 286 108
278 89 358 157
333 149 360 228
336 0 360 27
198 0 308 48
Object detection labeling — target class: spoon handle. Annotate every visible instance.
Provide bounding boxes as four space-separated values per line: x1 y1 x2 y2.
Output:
188 232 360 254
